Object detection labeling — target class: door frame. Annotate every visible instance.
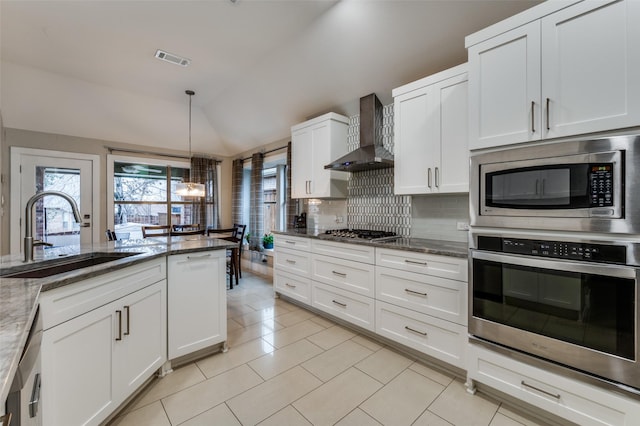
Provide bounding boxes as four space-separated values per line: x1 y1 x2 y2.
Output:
10 147 101 254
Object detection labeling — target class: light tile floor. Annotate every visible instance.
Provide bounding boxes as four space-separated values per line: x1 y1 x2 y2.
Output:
109 271 555 426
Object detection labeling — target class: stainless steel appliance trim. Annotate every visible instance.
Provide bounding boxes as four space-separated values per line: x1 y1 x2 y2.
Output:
28 373 41 418
471 250 636 279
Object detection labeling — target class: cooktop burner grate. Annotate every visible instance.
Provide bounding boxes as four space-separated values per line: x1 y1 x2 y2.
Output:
323 229 398 241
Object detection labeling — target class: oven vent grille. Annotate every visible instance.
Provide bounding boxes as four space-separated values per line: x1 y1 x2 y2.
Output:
154 50 191 67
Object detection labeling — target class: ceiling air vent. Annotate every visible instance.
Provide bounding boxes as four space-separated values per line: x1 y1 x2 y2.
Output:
155 49 191 67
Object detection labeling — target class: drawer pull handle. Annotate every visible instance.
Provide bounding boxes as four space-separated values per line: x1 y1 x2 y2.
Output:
332 270 347 277
404 326 427 336
405 288 427 297
285 240 296 244
286 259 296 264
115 310 123 341
405 259 427 266
521 381 561 400
124 305 130 336
285 283 297 288
187 254 211 260
332 300 347 308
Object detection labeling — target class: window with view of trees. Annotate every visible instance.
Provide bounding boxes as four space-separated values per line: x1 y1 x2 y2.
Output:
112 161 195 239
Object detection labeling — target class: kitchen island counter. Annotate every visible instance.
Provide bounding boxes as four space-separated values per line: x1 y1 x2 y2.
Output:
0 235 236 415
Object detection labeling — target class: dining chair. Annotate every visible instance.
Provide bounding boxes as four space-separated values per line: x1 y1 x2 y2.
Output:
207 227 240 288
172 223 200 232
141 225 171 237
232 224 247 278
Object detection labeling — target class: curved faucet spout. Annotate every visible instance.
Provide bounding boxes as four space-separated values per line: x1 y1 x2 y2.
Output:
24 191 83 262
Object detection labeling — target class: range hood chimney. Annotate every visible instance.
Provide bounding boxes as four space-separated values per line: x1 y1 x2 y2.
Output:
324 93 394 172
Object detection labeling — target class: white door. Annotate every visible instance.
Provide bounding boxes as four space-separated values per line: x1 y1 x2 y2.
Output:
10 148 100 254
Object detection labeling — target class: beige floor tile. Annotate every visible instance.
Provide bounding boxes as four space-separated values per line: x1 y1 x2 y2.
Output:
227 366 322 425
197 338 275 378
262 319 325 348
301 340 373 382
497 405 551 426
247 296 293 311
227 319 285 347
227 303 256 319
306 325 356 350
412 410 454 426
293 367 383 426
308 315 335 328
490 412 529 426
334 408 382 426
124 364 206 413
360 369 445 425
109 401 170 426
258 405 312 426
249 339 324 380
429 379 499 426
409 361 455 387
233 307 278 327
161 364 263 425
275 308 317 327
355 347 413 384
227 318 244 332
178 403 241 426
350 334 383 352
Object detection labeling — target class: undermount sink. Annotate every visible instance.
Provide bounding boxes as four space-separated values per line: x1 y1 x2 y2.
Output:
1 252 142 279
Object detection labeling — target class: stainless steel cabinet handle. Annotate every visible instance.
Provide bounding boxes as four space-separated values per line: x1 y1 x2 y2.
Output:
435 167 439 188
285 283 297 288
332 300 347 307
187 254 211 260
286 259 296 264
285 240 296 245
404 259 428 266
29 372 41 418
332 270 347 277
405 288 428 297
115 310 122 341
546 98 550 131
404 326 427 336
124 305 130 336
521 381 561 400
427 168 432 188
531 101 535 133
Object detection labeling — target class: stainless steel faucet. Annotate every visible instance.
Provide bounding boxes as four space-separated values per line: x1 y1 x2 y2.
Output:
24 191 83 262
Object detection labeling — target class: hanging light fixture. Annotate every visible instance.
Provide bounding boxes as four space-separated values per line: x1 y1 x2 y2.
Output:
176 89 205 197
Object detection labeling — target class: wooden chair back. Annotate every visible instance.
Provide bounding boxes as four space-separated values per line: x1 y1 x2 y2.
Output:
141 225 171 237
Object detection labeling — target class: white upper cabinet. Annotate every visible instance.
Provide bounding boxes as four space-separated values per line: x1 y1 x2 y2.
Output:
291 112 349 199
467 0 640 150
393 63 468 195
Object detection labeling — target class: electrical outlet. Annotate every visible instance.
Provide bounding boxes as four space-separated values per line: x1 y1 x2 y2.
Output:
335 215 344 223
456 222 470 231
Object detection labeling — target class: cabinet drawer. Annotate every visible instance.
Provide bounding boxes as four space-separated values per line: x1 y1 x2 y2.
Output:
312 282 375 332
376 248 467 282
274 270 311 305
312 240 375 264
274 247 311 277
468 344 640 426
376 301 466 369
39 257 166 330
376 266 466 325
312 254 375 297
275 234 311 252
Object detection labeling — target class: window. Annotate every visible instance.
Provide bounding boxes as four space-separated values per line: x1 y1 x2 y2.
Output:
108 156 195 239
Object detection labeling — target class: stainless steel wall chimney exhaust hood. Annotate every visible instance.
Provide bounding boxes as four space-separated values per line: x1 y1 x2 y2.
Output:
324 93 394 172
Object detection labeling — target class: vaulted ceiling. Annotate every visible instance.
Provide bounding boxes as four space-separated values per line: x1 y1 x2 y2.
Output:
0 0 541 157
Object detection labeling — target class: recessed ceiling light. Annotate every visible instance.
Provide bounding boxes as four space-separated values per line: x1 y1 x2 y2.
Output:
155 49 191 67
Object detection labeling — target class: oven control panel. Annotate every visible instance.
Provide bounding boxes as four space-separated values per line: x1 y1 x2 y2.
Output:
477 236 626 264
589 163 614 207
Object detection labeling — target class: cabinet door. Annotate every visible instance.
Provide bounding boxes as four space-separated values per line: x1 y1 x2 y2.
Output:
168 252 227 359
393 86 436 195
291 127 313 198
42 304 115 426
114 281 166 399
309 121 330 197
542 0 640 139
437 73 469 193
468 21 541 150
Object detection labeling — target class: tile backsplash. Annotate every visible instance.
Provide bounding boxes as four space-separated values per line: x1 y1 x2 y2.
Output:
303 103 470 242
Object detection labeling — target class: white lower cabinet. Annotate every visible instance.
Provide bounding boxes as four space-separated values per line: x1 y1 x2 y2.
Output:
311 281 375 332
312 253 375 298
41 279 166 426
274 269 311 304
376 301 466 369
468 344 640 426
167 251 227 359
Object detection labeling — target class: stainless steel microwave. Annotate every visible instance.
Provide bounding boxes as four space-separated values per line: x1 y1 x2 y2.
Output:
470 135 640 234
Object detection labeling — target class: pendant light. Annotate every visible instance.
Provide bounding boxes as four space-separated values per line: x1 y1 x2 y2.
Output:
176 89 205 197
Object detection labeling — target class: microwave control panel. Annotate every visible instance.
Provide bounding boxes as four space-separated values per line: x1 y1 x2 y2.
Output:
477 236 626 264
589 163 614 207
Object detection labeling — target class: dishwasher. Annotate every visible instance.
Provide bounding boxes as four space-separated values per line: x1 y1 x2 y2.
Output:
6 307 42 426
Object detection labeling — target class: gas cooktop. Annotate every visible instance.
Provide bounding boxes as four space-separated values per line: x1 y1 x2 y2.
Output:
323 229 399 242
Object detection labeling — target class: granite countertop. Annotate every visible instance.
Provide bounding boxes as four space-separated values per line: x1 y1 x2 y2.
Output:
0 235 236 414
273 229 469 258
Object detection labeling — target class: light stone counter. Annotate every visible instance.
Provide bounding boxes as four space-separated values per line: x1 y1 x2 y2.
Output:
0 235 236 414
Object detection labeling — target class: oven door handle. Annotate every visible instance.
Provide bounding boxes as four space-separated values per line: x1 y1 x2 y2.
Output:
471 250 637 279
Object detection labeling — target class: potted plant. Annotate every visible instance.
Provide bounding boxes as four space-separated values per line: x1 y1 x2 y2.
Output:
262 233 274 249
